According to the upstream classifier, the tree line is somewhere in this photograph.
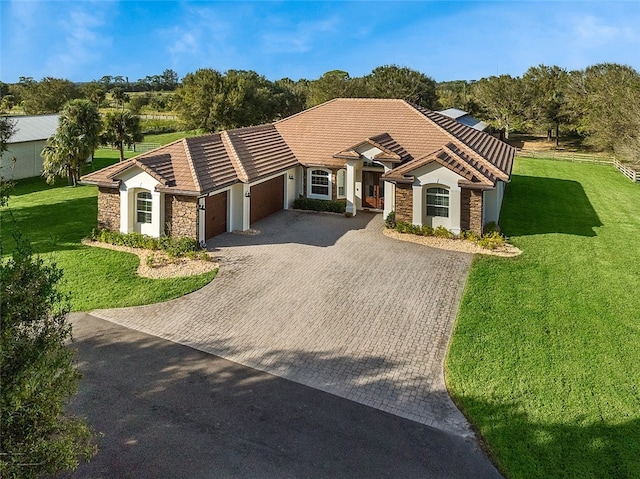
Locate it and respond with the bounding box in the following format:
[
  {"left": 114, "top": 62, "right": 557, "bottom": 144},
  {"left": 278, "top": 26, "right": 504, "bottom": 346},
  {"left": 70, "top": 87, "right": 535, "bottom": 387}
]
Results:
[{"left": 2, "top": 62, "right": 639, "bottom": 162}]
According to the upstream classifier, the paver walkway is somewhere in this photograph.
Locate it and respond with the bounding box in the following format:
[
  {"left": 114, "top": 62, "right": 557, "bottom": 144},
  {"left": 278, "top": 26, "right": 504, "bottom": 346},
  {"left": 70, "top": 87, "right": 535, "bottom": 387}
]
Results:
[{"left": 91, "top": 211, "right": 474, "bottom": 436}]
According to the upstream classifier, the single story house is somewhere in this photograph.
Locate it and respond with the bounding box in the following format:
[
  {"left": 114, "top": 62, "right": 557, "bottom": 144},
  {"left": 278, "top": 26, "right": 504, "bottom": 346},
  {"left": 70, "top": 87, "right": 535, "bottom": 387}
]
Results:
[
  {"left": 0, "top": 114, "right": 59, "bottom": 179},
  {"left": 80, "top": 99, "right": 514, "bottom": 244}
]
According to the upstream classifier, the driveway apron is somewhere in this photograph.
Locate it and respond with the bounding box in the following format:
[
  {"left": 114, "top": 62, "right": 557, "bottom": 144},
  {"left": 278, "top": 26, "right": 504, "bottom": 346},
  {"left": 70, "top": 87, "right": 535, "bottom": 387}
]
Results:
[{"left": 91, "top": 211, "right": 474, "bottom": 436}]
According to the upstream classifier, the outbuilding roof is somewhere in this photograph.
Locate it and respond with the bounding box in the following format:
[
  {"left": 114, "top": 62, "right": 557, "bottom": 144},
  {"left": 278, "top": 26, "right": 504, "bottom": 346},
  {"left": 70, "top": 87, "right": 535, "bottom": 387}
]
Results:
[{"left": 4, "top": 114, "right": 59, "bottom": 143}]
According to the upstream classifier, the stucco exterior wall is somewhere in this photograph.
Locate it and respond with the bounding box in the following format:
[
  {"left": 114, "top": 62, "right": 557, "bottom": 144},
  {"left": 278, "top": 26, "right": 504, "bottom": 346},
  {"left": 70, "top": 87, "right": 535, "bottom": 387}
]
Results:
[
  {"left": 97, "top": 187, "right": 120, "bottom": 231},
  {"left": 482, "top": 181, "right": 505, "bottom": 226},
  {"left": 412, "top": 163, "right": 464, "bottom": 234},
  {"left": 165, "top": 195, "right": 198, "bottom": 239}
]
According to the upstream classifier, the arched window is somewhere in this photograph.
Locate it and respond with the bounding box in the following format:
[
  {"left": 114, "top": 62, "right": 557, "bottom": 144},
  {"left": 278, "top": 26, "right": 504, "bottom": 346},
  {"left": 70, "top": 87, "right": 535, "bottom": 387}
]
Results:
[
  {"left": 136, "top": 191, "right": 152, "bottom": 223},
  {"left": 426, "top": 187, "right": 449, "bottom": 217},
  {"left": 337, "top": 169, "right": 346, "bottom": 199},
  {"left": 308, "top": 168, "right": 331, "bottom": 199}
]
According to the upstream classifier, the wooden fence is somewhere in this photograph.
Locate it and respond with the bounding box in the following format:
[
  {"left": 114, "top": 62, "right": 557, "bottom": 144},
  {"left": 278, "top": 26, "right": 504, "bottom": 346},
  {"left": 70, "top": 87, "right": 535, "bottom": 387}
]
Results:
[
  {"left": 516, "top": 148, "right": 613, "bottom": 164},
  {"left": 613, "top": 159, "right": 640, "bottom": 183}
]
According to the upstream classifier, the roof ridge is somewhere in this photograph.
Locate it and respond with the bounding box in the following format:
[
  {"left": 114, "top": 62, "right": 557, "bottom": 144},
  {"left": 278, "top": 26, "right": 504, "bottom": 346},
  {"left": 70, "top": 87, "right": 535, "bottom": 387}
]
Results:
[
  {"left": 274, "top": 98, "right": 340, "bottom": 125},
  {"left": 183, "top": 138, "right": 202, "bottom": 192},
  {"left": 221, "top": 130, "right": 249, "bottom": 182},
  {"left": 442, "top": 144, "right": 493, "bottom": 185},
  {"left": 448, "top": 141, "right": 508, "bottom": 182}
]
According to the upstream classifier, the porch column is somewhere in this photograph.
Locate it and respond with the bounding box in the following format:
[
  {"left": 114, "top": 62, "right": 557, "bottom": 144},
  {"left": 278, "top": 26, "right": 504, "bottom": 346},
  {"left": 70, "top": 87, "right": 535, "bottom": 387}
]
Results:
[
  {"left": 381, "top": 164, "right": 394, "bottom": 220},
  {"left": 242, "top": 183, "right": 251, "bottom": 231},
  {"left": 345, "top": 159, "right": 358, "bottom": 217}
]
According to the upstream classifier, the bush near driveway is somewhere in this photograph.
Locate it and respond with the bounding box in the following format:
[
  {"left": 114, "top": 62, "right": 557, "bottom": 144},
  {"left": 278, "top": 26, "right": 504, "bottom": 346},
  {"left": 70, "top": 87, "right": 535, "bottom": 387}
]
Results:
[{"left": 447, "top": 158, "right": 640, "bottom": 478}]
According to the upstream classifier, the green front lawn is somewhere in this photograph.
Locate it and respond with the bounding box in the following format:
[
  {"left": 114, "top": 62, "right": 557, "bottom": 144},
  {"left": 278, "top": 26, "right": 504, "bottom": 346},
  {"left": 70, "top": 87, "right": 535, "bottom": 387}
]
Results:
[
  {"left": 447, "top": 159, "right": 640, "bottom": 478},
  {"left": 1, "top": 152, "right": 216, "bottom": 312}
]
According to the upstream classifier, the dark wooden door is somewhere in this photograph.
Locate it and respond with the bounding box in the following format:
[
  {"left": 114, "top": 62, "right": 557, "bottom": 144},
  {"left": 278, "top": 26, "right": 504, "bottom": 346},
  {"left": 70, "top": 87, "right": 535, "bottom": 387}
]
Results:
[
  {"left": 363, "top": 171, "right": 384, "bottom": 209},
  {"left": 250, "top": 175, "right": 284, "bottom": 225},
  {"left": 205, "top": 191, "right": 227, "bottom": 239}
]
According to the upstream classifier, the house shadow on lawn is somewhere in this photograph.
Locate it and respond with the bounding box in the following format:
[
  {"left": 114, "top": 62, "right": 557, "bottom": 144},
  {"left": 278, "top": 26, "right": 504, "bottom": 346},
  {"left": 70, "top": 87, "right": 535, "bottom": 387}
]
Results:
[
  {"left": 208, "top": 209, "right": 380, "bottom": 249},
  {"left": 65, "top": 314, "right": 501, "bottom": 479},
  {"left": 502, "top": 174, "right": 602, "bottom": 237},
  {"left": 452, "top": 394, "right": 640, "bottom": 478}
]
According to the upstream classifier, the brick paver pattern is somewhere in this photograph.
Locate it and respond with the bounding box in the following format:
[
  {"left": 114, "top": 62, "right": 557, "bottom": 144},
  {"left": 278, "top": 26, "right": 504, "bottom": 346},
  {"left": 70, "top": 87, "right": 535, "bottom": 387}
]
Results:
[{"left": 91, "top": 211, "right": 474, "bottom": 436}]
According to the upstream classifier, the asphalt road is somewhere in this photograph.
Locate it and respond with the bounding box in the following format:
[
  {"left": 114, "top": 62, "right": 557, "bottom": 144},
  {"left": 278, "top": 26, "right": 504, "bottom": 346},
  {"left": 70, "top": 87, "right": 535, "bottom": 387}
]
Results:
[{"left": 66, "top": 313, "right": 502, "bottom": 479}]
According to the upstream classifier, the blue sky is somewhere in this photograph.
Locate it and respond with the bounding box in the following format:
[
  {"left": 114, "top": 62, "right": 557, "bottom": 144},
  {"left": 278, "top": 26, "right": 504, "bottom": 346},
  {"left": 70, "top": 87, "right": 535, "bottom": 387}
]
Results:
[{"left": 1, "top": 1, "right": 639, "bottom": 84}]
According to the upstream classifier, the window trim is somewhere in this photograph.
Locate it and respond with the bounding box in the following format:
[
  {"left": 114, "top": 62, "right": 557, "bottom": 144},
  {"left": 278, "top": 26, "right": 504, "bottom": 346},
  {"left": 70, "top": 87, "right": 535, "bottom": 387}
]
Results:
[
  {"left": 426, "top": 186, "right": 449, "bottom": 218},
  {"left": 307, "top": 168, "right": 332, "bottom": 200},
  {"left": 136, "top": 190, "right": 153, "bottom": 224}
]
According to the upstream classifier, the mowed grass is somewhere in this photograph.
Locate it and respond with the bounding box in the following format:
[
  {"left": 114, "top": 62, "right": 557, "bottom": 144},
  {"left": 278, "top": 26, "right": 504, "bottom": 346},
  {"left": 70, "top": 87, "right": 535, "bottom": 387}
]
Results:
[
  {"left": 1, "top": 150, "right": 216, "bottom": 312},
  {"left": 447, "top": 158, "right": 640, "bottom": 478}
]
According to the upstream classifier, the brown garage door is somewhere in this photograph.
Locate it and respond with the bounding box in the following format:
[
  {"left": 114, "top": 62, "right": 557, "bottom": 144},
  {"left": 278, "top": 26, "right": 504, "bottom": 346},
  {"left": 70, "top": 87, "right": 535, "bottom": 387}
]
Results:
[
  {"left": 205, "top": 191, "right": 227, "bottom": 240},
  {"left": 250, "top": 175, "right": 284, "bottom": 225}
]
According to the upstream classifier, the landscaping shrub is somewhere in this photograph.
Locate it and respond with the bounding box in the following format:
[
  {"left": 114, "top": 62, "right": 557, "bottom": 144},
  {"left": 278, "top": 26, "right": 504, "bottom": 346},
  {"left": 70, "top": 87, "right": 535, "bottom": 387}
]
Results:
[
  {"left": 293, "top": 197, "right": 346, "bottom": 213},
  {"left": 433, "top": 225, "right": 455, "bottom": 239},
  {"left": 478, "top": 230, "right": 506, "bottom": 250},
  {"left": 460, "top": 230, "right": 481, "bottom": 242},
  {"left": 384, "top": 211, "right": 396, "bottom": 229},
  {"left": 89, "top": 229, "right": 200, "bottom": 258}
]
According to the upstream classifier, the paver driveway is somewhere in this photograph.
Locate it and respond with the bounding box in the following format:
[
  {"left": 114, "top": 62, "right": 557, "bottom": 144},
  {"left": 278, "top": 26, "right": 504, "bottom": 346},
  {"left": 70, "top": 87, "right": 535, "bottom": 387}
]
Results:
[{"left": 92, "top": 211, "right": 474, "bottom": 436}]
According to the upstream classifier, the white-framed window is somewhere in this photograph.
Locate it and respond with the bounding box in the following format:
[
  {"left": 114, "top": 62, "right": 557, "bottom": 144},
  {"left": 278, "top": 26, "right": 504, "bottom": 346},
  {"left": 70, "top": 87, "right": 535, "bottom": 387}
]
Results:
[
  {"left": 337, "top": 169, "right": 346, "bottom": 199},
  {"left": 426, "top": 187, "right": 449, "bottom": 217},
  {"left": 136, "top": 191, "right": 153, "bottom": 223},
  {"left": 308, "top": 168, "right": 331, "bottom": 199}
]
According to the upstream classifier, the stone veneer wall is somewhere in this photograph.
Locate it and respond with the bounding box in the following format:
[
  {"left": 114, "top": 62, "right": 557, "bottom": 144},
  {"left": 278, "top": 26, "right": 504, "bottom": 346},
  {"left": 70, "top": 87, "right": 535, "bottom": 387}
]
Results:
[
  {"left": 165, "top": 195, "right": 198, "bottom": 239},
  {"left": 395, "top": 183, "right": 413, "bottom": 223},
  {"left": 97, "top": 187, "right": 120, "bottom": 231},
  {"left": 460, "top": 188, "right": 483, "bottom": 234}
]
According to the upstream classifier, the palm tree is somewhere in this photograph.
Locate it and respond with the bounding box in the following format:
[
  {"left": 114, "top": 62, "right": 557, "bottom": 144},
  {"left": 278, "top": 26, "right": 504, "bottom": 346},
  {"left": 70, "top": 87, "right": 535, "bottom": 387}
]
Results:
[
  {"left": 101, "top": 111, "right": 143, "bottom": 162},
  {"left": 41, "top": 99, "right": 101, "bottom": 186}
]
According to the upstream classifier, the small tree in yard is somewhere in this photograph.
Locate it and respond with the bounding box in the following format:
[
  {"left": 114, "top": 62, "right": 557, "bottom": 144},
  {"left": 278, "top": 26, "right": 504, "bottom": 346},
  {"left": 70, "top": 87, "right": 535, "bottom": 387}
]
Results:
[
  {"left": 101, "top": 111, "right": 143, "bottom": 162},
  {"left": 41, "top": 99, "right": 101, "bottom": 186},
  {"left": 0, "top": 231, "right": 96, "bottom": 478}
]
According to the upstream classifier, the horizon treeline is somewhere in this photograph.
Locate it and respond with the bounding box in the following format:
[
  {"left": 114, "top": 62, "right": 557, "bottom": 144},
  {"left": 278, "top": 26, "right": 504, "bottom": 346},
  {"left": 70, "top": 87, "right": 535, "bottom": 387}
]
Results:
[{"left": 1, "top": 62, "right": 639, "bottom": 161}]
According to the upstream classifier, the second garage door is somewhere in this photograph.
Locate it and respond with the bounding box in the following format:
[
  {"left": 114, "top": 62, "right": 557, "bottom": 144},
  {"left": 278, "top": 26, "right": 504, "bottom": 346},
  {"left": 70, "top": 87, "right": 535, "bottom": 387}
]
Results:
[
  {"left": 205, "top": 191, "right": 227, "bottom": 240},
  {"left": 250, "top": 175, "right": 284, "bottom": 225}
]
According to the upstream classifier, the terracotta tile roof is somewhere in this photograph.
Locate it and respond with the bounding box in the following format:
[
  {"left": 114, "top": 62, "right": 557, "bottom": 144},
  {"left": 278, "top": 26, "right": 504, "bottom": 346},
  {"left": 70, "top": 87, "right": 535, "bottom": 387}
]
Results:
[
  {"left": 275, "top": 98, "right": 514, "bottom": 186},
  {"left": 275, "top": 98, "right": 450, "bottom": 170},
  {"left": 333, "top": 133, "right": 412, "bottom": 163},
  {"left": 411, "top": 105, "right": 514, "bottom": 180},
  {"left": 383, "top": 142, "right": 496, "bottom": 188},
  {"left": 81, "top": 98, "right": 514, "bottom": 195},
  {"left": 81, "top": 126, "right": 297, "bottom": 195},
  {"left": 224, "top": 124, "right": 298, "bottom": 182}
]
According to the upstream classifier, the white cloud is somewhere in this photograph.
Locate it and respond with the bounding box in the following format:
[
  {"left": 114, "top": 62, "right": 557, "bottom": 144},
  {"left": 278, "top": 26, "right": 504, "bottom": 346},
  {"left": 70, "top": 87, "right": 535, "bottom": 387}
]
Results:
[
  {"left": 260, "top": 15, "right": 341, "bottom": 54},
  {"left": 45, "top": 3, "right": 113, "bottom": 78}
]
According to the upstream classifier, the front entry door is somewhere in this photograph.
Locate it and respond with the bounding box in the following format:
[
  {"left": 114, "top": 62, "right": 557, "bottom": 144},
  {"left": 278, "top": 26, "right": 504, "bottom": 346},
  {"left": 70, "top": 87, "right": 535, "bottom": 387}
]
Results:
[{"left": 363, "top": 171, "right": 384, "bottom": 209}]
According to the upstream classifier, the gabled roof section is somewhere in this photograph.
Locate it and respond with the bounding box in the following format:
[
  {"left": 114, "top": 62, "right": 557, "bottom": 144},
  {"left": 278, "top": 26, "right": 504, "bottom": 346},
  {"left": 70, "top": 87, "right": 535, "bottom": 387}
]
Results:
[
  {"left": 223, "top": 124, "right": 297, "bottom": 182},
  {"left": 81, "top": 135, "right": 238, "bottom": 195},
  {"left": 81, "top": 125, "right": 297, "bottom": 195},
  {"left": 383, "top": 142, "right": 495, "bottom": 187},
  {"left": 412, "top": 105, "right": 514, "bottom": 179},
  {"left": 333, "top": 133, "right": 412, "bottom": 163}
]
